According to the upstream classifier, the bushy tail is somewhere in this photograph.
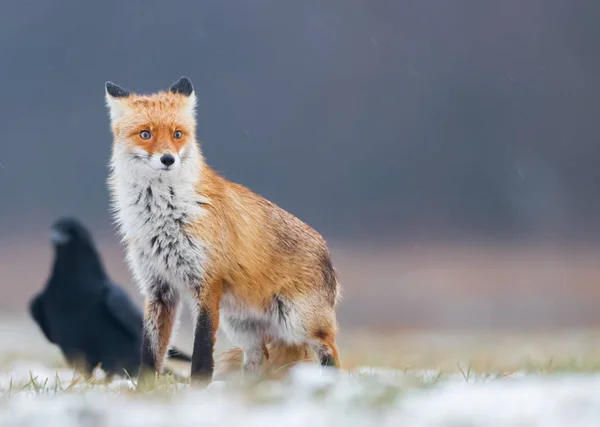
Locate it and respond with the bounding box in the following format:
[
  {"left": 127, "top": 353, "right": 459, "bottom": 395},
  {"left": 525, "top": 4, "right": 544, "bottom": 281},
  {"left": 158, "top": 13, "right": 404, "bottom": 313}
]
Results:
[{"left": 213, "top": 341, "right": 318, "bottom": 381}]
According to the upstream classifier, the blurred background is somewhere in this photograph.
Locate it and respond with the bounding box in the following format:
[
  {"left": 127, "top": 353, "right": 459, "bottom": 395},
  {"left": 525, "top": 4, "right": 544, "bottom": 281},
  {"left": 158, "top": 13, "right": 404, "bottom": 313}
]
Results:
[{"left": 1, "top": 0, "right": 600, "bottom": 340}]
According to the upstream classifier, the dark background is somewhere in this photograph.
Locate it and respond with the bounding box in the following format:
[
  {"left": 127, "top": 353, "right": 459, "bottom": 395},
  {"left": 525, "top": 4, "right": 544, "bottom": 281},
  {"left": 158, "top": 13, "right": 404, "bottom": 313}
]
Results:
[{"left": 1, "top": 0, "right": 600, "bottom": 330}]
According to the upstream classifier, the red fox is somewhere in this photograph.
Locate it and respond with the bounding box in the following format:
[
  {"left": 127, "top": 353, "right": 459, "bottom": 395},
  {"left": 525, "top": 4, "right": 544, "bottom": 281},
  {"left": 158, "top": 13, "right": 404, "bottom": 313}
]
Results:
[{"left": 104, "top": 77, "right": 341, "bottom": 384}]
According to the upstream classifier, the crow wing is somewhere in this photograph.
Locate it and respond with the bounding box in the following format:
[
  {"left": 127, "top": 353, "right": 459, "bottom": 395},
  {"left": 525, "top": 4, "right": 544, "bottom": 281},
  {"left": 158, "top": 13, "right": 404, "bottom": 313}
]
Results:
[
  {"left": 102, "top": 283, "right": 144, "bottom": 341},
  {"left": 29, "top": 293, "right": 55, "bottom": 344}
]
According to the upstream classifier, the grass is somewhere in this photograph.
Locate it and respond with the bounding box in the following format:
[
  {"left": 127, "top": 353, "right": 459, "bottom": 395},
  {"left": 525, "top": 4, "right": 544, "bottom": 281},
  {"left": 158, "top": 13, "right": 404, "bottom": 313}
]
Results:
[
  {"left": 4, "top": 328, "right": 600, "bottom": 396},
  {"left": 2, "top": 355, "right": 599, "bottom": 400},
  {"left": 4, "top": 319, "right": 600, "bottom": 425}
]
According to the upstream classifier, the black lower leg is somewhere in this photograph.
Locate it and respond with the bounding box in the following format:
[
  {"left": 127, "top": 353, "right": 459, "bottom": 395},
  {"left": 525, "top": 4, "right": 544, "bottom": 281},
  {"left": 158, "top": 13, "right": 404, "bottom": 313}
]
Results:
[
  {"left": 191, "top": 310, "right": 215, "bottom": 381},
  {"left": 319, "top": 351, "right": 337, "bottom": 367},
  {"left": 314, "top": 342, "right": 339, "bottom": 368}
]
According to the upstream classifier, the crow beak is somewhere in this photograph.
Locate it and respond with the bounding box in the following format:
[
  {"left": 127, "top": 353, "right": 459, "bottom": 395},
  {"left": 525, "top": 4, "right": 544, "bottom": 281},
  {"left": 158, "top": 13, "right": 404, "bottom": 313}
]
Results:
[{"left": 50, "top": 228, "right": 70, "bottom": 245}]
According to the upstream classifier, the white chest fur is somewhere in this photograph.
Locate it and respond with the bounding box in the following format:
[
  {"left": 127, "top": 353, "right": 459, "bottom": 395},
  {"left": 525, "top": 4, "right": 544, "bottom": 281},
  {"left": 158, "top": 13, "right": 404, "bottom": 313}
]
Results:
[{"left": 110, "top": 169, "right": 209, "bottom": 295}]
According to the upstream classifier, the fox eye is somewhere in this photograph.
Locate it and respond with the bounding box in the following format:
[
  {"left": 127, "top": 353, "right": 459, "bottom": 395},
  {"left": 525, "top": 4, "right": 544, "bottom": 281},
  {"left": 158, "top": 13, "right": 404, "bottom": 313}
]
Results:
[
  {"left": 173, "top": 130, "right": 183, "bottom": 139},
  {"left": 139, "top": 130, "right": 152, "bottom": 140}
]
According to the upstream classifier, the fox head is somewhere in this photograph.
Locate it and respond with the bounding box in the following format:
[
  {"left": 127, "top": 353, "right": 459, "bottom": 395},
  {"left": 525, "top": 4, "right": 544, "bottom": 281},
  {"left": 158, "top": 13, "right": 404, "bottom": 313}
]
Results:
[{"left": 105, "top": 77, "right": 201, "bottom": 176}]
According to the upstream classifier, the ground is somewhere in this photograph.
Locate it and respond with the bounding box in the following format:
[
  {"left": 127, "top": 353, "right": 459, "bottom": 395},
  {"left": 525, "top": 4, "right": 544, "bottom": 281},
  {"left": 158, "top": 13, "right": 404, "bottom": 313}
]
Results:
[{"left": 3, "top": 315, "right": 600, "bottom": 426}]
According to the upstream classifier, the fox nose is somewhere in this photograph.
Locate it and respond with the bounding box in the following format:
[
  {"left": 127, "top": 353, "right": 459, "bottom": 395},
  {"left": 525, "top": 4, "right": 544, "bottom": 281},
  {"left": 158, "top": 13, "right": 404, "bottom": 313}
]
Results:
[{"left": 160, "top": 154, "right": 175, "bottom": 167}]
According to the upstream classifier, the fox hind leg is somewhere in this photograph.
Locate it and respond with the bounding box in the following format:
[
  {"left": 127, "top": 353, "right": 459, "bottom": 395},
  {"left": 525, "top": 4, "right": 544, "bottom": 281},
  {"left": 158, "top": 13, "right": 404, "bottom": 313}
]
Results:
[
  {"left": 310, "top": 337, "right": 340, "bottom": 368},
  {"left": 270, "top": 295, "right": 341, "bottom": 369},
  {"left": 276, "top": 296, "right": 341, "bottom": 369},
  {"left": 308, "top": 322, "right": 341, "bottom": 369}
]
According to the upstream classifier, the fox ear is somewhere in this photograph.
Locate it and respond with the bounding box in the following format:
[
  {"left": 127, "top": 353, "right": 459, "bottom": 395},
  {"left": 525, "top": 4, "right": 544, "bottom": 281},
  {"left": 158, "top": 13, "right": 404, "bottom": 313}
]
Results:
[
  {"left": 106, "top": 82, "right": 130, "bottom": 98},
  {"left": 105, "top": 81, "right": 130, "bottom": 122},
  {"left": 169, "top": 76, "right": 194, "bottom": 97},
  {"left": 169, "top": 76, "right": 196, "bottom": 115}
]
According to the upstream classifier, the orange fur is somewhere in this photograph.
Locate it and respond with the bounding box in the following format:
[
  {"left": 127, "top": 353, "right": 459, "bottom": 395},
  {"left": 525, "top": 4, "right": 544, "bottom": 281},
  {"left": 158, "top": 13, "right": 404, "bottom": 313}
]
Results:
[{"left": 110, "top": 93, "right": 196, "bottom": 157}]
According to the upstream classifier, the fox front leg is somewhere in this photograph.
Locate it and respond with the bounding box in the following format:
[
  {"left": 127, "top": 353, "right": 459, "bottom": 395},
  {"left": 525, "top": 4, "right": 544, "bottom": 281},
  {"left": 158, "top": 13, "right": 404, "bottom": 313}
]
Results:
[
  {"left": 190, "top": 277, "right": 222, "bottom": 385},
  {"left": 137, "top": 284, "right": 180, "bottom": 391}
]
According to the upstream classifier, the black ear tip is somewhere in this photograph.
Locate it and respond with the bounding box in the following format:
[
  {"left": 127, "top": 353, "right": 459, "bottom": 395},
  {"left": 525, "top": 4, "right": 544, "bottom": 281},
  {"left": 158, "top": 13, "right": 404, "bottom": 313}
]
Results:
[
  {"left": 169, "top": 76, "right": 194, "bottom": 96},
  {"left": 105, "top": 81, "right": 130, "bottom": 98},
  {"left": 177, "top": 76, "right": 192, "bottom": 86}
]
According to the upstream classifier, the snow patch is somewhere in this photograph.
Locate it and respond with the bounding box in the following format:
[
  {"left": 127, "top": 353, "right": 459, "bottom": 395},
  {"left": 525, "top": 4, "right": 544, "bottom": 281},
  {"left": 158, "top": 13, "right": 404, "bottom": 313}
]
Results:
[{"left": 2, "top": 364, "right": 600, "bottom": 426}]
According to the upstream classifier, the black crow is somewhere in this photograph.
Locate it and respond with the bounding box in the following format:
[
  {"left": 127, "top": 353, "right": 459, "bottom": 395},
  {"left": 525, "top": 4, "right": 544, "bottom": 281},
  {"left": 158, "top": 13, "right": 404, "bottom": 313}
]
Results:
[{"left": 29, "top": 217, "right": 191, "bottom": 378}]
